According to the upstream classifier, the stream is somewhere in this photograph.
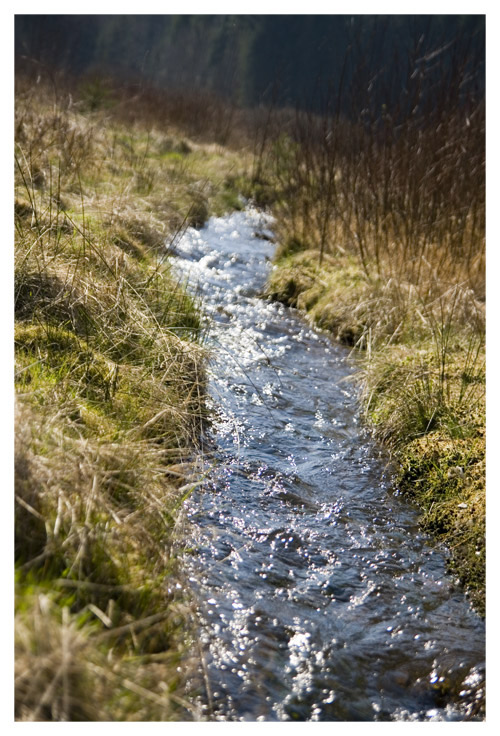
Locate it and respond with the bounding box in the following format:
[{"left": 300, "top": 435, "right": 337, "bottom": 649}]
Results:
[{"left": 170, "top": 207, "right": 485, "bottom": 722}]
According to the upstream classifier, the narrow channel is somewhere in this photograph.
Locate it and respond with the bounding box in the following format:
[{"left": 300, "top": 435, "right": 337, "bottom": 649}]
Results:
[{"left": 171, "top": 207, "right": 485, "bottom": 722}]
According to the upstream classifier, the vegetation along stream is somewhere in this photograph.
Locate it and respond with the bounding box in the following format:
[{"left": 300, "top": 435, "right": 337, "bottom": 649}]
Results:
[{"left": 171, "top": 207, "right": 485, "bottom": 722}]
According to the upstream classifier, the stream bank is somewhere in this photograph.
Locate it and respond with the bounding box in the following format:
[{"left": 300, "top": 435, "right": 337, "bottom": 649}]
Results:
[
  {"left": 266, "top": 248, "right": 485, "bottom": 617},
  {"left": 173, "top": 208, "right": 485, "bottom": 722}
]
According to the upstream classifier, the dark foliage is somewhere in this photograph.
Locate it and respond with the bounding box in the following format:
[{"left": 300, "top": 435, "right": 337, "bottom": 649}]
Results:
[{"left": 15, "top": 15, "right": 484, "bottom": 113}]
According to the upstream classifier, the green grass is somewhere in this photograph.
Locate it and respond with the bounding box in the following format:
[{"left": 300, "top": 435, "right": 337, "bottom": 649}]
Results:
[{"left": 14, "top": 76, "right": 252, "bottom": 721}]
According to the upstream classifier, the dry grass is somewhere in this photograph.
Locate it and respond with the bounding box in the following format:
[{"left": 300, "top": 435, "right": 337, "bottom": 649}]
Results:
[
  {"left": 15, "top": 401, "right": 202, "bottom": 721},
  {"left": 14, "top": 74, "right": 252, "bottom": 720},
  {"left": 261, "top": 37, "right": 485, "bottom": 614}
]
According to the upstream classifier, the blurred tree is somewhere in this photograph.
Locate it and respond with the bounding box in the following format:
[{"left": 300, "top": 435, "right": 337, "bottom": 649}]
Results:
[{"left": 15, "top": 15, "right": 484, "bottom": 112}]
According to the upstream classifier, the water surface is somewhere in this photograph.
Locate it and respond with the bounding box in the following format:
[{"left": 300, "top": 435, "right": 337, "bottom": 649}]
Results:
[{"left": 171, "top": 208, "right": 485, "bottom": 722}]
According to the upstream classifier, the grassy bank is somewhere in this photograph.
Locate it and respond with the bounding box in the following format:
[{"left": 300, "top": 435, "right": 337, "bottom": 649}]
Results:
[
  {"left": 14, "top": 75, "right": 250, "bottom": 720},
  {"left": 259, "top": 46, "right": 485, "bottom": 616},
  {"left": 266, "top": 251, "right": 485, "bottom": 615}
]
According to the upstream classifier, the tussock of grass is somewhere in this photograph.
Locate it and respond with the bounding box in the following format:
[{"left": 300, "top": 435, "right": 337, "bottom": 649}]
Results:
[
  {"left": 14, "top": 75, "right": 250, "bottom": 720},
  {"left": 15, "top": 392, "right": 202, "bottom": 719},
  {"left": 267, "top": 251, "right": 370, "bottom": 346},
  {"left": 359, "top": 334, "right": 485, "bottom": 617}
]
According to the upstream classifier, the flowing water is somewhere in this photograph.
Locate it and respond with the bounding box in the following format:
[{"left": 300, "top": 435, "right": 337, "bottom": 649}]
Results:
[{"left": 170, "top": 207, "right": 485, "bottom": 722}]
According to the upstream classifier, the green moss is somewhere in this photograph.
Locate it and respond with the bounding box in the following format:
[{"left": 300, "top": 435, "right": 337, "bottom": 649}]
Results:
[
  {"left": 161, "top": 151, "right": 185, "bottom": 164},
  {"left": 396, "top": 431, "right": 485, "bottom": 615},
  {"left": 218, "top": 186, "right": 244, "bottom": 213},
  {"left": 16, "top": 324, "right": 116, "bottom": 400}
]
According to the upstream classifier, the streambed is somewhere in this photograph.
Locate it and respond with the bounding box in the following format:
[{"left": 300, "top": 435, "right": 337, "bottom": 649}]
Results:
[{"left": 171, "top": 207, "right": 485, "bottom": 722}]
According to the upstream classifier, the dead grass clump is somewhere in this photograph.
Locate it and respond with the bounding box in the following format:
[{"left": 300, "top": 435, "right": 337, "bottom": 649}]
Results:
[
  {"left": 15, "top": 582, "right": 196, "bottom": 721},
  {"left": 15, "top": 393, "right": 199, "bottom": 719},
  {"left": 14, "top": 271, "right": 89, "bottom": 332},
  {"left": 15, "top": 592, "right": 99, "bottom": 721}
]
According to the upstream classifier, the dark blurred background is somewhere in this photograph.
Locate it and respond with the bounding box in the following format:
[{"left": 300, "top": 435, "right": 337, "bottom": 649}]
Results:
[{"left": 14, "top": 15, "right": 485, "bottom": 113}]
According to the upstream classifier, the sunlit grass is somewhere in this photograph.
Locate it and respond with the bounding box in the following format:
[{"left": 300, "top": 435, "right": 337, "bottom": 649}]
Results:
[{"left": 14, "top": 75, "right": 250, "bottom": 720}]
